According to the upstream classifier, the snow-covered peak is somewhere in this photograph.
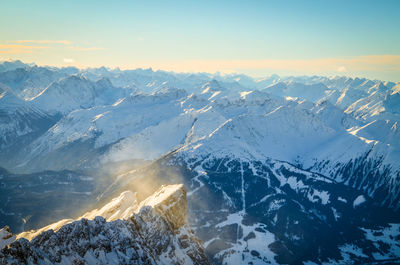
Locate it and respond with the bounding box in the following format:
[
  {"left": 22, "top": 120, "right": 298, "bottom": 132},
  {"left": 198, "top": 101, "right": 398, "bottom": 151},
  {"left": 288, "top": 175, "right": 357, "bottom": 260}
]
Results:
[
  {"left": 391, "top": 83, "right": 400, "bottom": 94},
  {"left": 0, "top": 87, "right": 26, "bottom": 113},
  {"left": 264, "top": 81, "right": 330, "bottom": 103},
  {"left": 238, "top": 90, "right": 276, "bottom": 105},
  {"left": 31, "top": 74, "right": 127, "bottom": 114},
  {"left": 0, "top": 60, "right": 32, "bottom": 73},
  {"left": 152, "top": 86, "right": 187, "bottom": 98},
  {"left": 369, "top": 81, "right": 388, "bottom": 93},
  {"left": 384, "top": 91, "right": 400, "bottom": 114},
  {"left": 0, "top": 66, "right": 66, "bottom": 99},
  {"left": 81, "top": 190, "right": 138, "bottom": 221},
  {"left": 95, "top": 76, "right": 113, "bottom": 88},
  {"left": 0, "top": 84, "right": 45, "bottom": 116},
  {"left": 201, "top": 79, "right": 224, "bottom": 94}
]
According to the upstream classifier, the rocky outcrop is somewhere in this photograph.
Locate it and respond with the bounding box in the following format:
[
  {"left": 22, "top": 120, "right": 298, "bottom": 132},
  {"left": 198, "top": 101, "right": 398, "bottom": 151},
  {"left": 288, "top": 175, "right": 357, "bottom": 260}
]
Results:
[
  {"left": 0, "top": 184, "right": 209, "bottom": 265},
  {"left": 138, "top": 184, "right": 187, "bottom": 230}
]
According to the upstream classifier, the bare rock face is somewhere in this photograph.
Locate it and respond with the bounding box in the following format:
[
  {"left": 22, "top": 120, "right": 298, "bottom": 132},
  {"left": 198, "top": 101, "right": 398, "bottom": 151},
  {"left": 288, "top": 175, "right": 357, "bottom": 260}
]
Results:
[{"left": 0, "top": 184, "right": 209, "bottom": 265}]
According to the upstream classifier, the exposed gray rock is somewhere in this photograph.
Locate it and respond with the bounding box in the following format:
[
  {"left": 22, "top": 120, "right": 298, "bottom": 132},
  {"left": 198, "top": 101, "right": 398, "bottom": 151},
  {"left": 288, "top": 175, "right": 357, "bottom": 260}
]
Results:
[{"left": 0, "top": 184, "right": 209, "bottom": 265}]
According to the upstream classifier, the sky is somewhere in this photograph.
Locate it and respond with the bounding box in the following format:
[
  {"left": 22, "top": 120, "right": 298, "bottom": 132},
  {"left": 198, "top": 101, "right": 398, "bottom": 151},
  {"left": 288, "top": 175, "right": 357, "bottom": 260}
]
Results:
[{"left": 0, "top": 0, "right": 399, "bottom": 81}]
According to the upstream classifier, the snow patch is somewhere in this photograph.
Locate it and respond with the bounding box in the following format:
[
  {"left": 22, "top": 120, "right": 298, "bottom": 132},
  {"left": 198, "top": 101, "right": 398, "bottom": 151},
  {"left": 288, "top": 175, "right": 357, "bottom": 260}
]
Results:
[{"left": 353, "top": 195, "right": 366, "bottom": 208}]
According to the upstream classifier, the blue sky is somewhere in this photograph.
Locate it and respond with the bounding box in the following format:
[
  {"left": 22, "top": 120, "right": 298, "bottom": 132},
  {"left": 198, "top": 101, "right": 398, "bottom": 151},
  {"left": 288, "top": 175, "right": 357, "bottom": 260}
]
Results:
[{"left": 1, "top": 0, "right": 399, "bottom": 81}]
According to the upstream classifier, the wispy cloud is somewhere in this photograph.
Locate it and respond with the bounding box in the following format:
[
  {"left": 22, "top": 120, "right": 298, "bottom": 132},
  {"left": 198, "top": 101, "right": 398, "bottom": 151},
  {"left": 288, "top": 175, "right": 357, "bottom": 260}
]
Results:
[
  {"left": 1, "top": 40, "right": 105, "bottom": 54},
  {"left": 138, "top": 37, "right": 145, "bottom": 41},
  {"left": 67, "top": 46, "right": 105, "bottom": 51},
  {"left": 11, "top": 40, "right": 72, "bottom": 45},
  {"left": 0, "top": 43, "right": 48, "bottom": 54},
  {"left": 63, "top": 58, "right": 74, "bottom": 63}
]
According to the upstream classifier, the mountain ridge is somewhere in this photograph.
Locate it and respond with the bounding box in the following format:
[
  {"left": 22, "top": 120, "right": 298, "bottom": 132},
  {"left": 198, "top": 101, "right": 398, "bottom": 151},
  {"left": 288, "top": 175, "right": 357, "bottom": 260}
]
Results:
[
  {"left": 1, "top": 184, "right": 210, "bottom": 265},
  {"left": 1, "top": 60, "right": 400, "bottom": 264}
]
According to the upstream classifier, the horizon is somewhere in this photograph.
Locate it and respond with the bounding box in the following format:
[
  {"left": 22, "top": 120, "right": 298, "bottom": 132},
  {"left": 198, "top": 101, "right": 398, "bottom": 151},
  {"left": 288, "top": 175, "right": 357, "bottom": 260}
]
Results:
[
  {"left": 1, "top": 0, "right": 400, "bottom": 82},
  {"left": 1, "top": 59, "right": 399, "bottom": 84}
]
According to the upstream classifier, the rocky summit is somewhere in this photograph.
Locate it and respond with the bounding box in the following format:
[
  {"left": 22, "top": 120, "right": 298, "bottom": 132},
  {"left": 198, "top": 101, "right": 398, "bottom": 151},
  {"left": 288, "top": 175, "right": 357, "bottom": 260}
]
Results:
[{"left": 0, "top": 184, "right": 210, "bottom": 265}]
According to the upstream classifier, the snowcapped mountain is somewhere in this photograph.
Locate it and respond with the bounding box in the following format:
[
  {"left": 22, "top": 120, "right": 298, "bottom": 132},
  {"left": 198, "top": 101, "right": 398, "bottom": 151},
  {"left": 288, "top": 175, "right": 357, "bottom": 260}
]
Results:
[
  {"left": 0, "top": 66, "right": 70, "bottom": 99},
  {"left": 31, "top": 75, "right": 129, "bottom": 114},
  {"left": 97, "top": 151, "right": 400, "bottom": 264},
  {"left": 1, "top": 60, "right": 400, "bottom": 264},
  {"left": 1, "top": 184, "right": 209, "bottom": 265},
  {"left": 0, "top": 60, "right": 33, "bottom": 73},
  {"left": 0, "top": 87, "right": 54, "bottom": 144},
  {"left": 14, "top": 82, "right": 400, "bottom": 208},
  {"left": 264, "top": 81, "right": 332, "bottom": 103},
  {"left": 0, "top": 86, "right": 59, "bottom": 169}
]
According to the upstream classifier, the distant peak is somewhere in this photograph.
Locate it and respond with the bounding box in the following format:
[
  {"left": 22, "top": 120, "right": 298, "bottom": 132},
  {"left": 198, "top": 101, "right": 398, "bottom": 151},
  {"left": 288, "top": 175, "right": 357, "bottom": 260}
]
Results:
[
  {"left": 374, "top": 82, "right": 387, "bottom": 90},
  {"left": 205, "top": 79, "right": 221, "bottom": 87},
  {"left": 95, "top": 76, "right": 113, "bottom": 87}
]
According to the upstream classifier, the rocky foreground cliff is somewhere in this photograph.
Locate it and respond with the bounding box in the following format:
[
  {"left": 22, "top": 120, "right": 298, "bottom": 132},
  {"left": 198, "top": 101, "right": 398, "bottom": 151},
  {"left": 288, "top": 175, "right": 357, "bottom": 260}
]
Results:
[{"left": 0, "top": 184, "right": 209, "bottom": 265}]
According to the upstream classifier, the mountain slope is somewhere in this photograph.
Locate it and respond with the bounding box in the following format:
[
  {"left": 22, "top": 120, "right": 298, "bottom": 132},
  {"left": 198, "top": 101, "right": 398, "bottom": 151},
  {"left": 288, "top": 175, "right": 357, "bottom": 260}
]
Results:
[
  {"left": 31, "top": 75, "right": 128, "bottom": 114},
  {"left": 0, "top": 66, "right": 68, "bottom": 99},
  {"left": 1, "top": 184, "right": 210, "bottom": 265},
  {"left": 0, "top": 87, "right": 59, "bottom": 169},
  {"left": 102, "top": 155, "right": 400, "bottom": 264},
  {"left": 1, "top": 61, "right": 400, "bottom": 264}
]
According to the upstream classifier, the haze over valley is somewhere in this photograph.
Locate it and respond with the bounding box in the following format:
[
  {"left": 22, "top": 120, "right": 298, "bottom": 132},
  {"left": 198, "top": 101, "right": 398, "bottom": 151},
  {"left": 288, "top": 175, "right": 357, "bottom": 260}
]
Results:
[{"left": 1, "top": 0, "right": 400, "bottom": 264}]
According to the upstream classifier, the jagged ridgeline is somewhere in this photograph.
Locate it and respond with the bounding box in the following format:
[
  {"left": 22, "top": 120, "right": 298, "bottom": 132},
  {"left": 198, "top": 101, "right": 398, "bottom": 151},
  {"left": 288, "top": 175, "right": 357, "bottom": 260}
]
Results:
[
  {"left": 0, "top": 60, "right": 400, "bottom": 264},
  {"left": 0, "top": 184, "right": 210, "bottom": 265}
]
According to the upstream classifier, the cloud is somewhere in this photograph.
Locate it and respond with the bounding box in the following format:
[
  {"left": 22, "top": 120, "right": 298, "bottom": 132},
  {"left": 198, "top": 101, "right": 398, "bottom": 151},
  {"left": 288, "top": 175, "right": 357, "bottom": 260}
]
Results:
[
  {"left": 0, "top": 43, "right": 48, "bottom": 54},
  {"left": 138, "top": 37, "right": 145, "bottom": 41},
  {"left": 12, "top": 40, "right": 72, "bottom": 45},
  {"left": 67, "top": 46, "right": 105, "bottom": 51},
  {"left": 3, "top": 40, "right": 104, "bottom": 53},
  {"left": 63, "top": 58, "right": 74, "bottom": 63},
  {"left": 337, "top": 66, "right": 347, "bottom": 72}
]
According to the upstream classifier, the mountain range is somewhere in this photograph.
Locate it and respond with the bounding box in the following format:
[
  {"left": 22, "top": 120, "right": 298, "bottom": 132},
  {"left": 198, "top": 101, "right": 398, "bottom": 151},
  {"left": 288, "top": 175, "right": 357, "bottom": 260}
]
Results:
[{"left": 0, "top": 60, "right": 399, "bottom": 264}]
